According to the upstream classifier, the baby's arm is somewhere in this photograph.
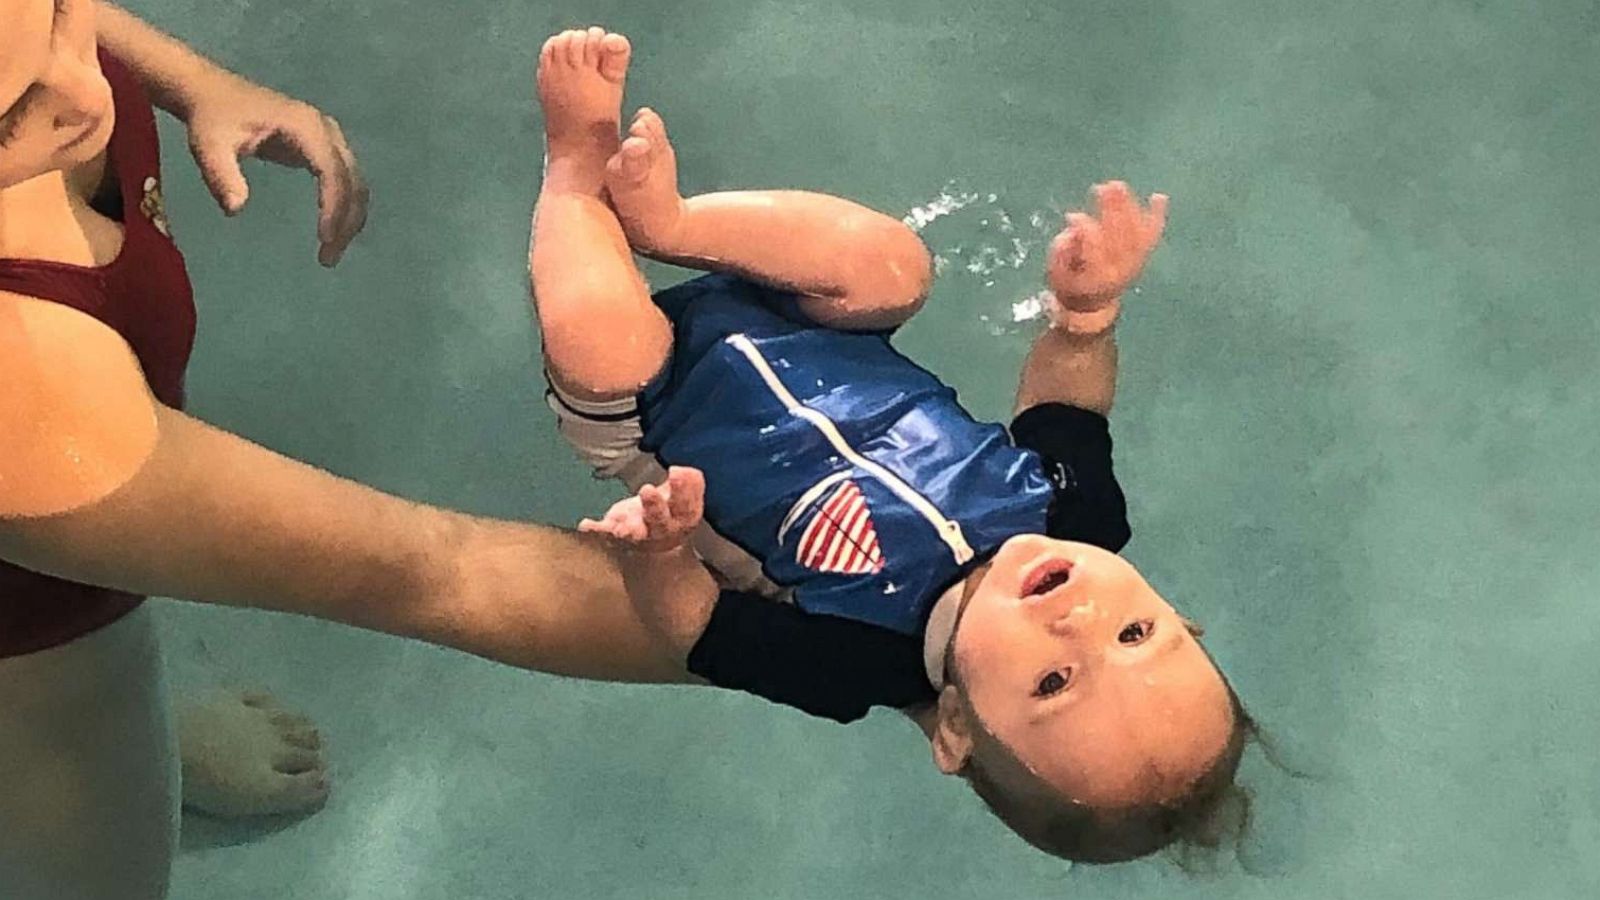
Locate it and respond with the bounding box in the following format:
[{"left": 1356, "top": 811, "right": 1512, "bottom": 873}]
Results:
[
  {"left": 1015, "top": 315, "right": 1120, "bottom": 417},
  {"left": 1015, "top": 181, "right": 1168, "bottom": 417},
  {"left": 620, "top": 545, "right": 718, "bottom": 665},
  {"left": 579, "top": 467, "right": 719, "bottom": 665}
]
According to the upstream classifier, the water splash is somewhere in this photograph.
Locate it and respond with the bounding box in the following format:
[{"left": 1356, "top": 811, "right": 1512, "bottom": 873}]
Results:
[
  {"left": 904, "top": 179, "right": 1063, "bottom": 332},
  {"left": 901, "top": 186, "right": 984, "bottom": 232},
  {"left": 1011, "top": 291, "right": 1053, "bottom": 324}
]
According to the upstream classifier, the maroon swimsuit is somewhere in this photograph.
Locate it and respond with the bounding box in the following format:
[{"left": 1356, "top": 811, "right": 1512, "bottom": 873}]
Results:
[{"left": 0, "top": 49, "right": 197, "bottom": 657}]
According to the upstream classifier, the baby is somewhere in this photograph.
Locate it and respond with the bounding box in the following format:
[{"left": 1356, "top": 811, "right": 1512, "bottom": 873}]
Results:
[{"left": 530, "top": 27, "right": 1253, "bottom": 864}]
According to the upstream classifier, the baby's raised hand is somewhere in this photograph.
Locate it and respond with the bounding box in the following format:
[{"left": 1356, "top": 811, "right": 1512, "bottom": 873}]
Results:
[
  {"left": 578, "top": 466, "right": 705, "bottom": 553},
  {"left": 1044, "top": 181, "right": 1168, "bottom": 336}
]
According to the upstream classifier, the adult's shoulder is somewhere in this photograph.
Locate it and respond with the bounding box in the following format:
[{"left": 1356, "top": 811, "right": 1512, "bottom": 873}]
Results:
[{"left": 0, "top": 291, "right": 158, "bottom": 518}]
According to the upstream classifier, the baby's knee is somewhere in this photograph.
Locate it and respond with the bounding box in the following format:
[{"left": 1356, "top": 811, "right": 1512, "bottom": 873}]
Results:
[
  {"left": 545, "top": 331, "right": 671, "bottom": 403},
  {"left": 539, "top": 292, "right": 673, "bottom": 401},
  {"left": 835, "top": 217, "right": 934, "bottom": 326},
  {"left": 883, "top": 222, "right": 935, "bottom": 302}
]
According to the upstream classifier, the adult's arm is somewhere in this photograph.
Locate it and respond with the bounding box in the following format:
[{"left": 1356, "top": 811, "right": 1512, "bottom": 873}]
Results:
[{"left": 0, "top": 292, "right": 689, "bottom": 684}]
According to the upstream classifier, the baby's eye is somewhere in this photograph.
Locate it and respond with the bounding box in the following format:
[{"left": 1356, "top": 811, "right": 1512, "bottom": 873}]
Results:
[
  {"left": 1035, "top": 669, "right": 1071, "bottom": 696},
  {"left": 1118, "top": 620, "right": 1155, "bottom": 644}
]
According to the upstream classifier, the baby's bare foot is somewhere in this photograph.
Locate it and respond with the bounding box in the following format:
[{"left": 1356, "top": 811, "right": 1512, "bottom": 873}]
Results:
[
  {"left": 177, "top": 689, "right": 330, "bottom": 818},
  {"left": 605, "top": 107, "right": 688, "bottom": 253},
  {"left": 537, "top": 27, "right": 632, "bottom": 189}
]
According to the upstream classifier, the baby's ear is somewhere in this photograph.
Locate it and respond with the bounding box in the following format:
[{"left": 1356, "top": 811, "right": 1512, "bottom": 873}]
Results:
[{"left": 930, "top": 686, "right": 975, "bottom": 775}]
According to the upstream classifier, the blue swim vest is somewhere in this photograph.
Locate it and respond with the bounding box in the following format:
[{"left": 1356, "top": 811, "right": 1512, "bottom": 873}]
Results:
[{"left": 639, "top": 274, "right": 1056, "bottom": 637}]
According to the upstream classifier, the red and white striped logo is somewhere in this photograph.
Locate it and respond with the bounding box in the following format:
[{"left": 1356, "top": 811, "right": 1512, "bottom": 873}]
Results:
[{"left": 795, "top": 480, "right": 885, "bottom": 575}]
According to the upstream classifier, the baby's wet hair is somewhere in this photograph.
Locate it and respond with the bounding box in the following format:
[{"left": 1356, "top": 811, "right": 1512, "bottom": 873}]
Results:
[{"left": 956, "top": 675, "right": 1260, "bottom": 867}]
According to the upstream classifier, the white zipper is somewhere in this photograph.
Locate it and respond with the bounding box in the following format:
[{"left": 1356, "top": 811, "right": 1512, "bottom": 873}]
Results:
[{"left": 726, "top": 334, "right": 975, "bottom": 564}]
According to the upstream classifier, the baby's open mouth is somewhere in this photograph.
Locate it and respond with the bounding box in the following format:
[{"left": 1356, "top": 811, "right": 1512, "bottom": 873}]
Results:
[{"left": 1020, "top": 559, "right": 1074, "bottom": 598}]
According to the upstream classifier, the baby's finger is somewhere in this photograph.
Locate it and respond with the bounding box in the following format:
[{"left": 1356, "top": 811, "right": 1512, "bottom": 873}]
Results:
[
  {"left": 1065, "top": 211, "right": 1097, "bottom": 236},
  {"left": 1065, "top": 213, "right": 1102, "bottom": 269},
  {"left": 1095, "top": 181, "right": 1135, "bottom": 221},
  {"left": 664, "top": 467, "right": 705, "bottom": 523},
  {"left": 1095, "top": 182, "right": 1138, "bottom": 247},
  {"left": 580, "top": 517, "right": 636, "bottom": 539},
  {"left": 583, "top": 507, "right": 625, "bottom": 528},
  {"left": 1054, "top": 226, "right": 1088, "bottom": 272},
  {"left": 639, "top": 484, "right": 672, "bottom": 533},
  {"left": 1143, "top": 193, "right": 1170, "bottom": 247}
]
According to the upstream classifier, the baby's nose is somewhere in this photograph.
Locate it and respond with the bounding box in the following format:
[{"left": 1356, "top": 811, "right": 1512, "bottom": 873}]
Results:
[{"left": 1046, "top": 600, "right": 1101, "bottom": 635}]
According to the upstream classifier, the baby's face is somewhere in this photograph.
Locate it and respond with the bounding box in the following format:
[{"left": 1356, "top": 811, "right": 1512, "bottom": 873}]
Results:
[{"left": 948, "top": 535, "right": 1234, "bottom": 807}]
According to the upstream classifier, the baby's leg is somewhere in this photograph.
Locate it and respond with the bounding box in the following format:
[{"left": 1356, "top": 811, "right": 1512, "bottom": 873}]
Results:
[
  {"left": 605, "top": 109, "right": 934, "bottom": 331},
  {"left": 531, "top": 29, "right": 670, "bottom": 402}
]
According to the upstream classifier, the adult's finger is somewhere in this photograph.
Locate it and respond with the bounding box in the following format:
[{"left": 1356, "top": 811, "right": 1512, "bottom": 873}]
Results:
[
  {"left": 319, "top": 118, "right": 369, "bottom": 266},
  {"left": 264, "top": 114, "right": 353, "bottom": 265},
  {"left": 190, "top": 131, "right": 250, "bottom": 215}
]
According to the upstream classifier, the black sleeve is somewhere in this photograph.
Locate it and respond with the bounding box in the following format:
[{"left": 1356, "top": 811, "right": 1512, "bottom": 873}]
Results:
[
  {"left": 685, "top": 590, "right": 937, "bottom": 724},
  {"left": 1010, "top": 402, "right": 1133, "bottom": 552}
]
